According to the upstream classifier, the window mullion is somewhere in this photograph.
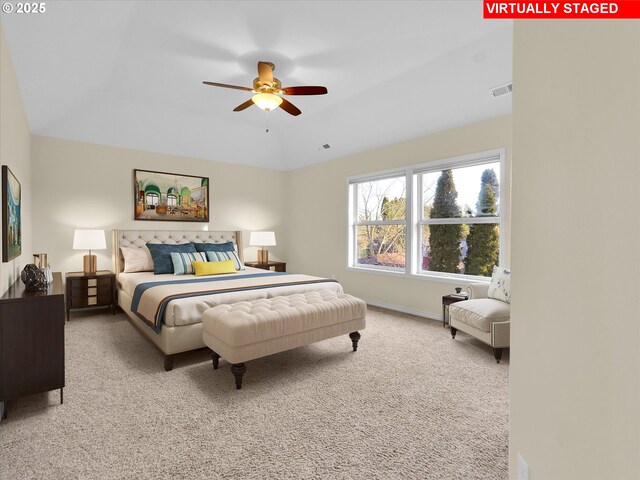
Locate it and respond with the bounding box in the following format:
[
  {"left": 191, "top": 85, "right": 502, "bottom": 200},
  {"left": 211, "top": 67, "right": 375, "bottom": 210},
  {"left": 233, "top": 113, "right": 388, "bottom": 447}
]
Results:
[{"left": 405, "top": 170, "right": 413, "bottom": 275}]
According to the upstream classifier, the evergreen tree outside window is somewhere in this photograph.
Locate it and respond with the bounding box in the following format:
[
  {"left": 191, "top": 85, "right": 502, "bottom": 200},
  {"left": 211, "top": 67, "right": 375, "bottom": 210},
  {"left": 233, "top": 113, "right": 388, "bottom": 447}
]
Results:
[
  {"left": 465, "top": 171, "right": 500, "bottom": 276},
  {"left": 427, "top": 170, "right": 463, "bottom": 273}
]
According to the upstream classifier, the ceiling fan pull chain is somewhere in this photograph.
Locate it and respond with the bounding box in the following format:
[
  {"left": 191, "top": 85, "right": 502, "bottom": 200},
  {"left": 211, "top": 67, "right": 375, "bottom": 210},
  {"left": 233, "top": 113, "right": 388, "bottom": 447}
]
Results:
[{"left": 266, "top": 110, "right": 270, "bottom": 133}]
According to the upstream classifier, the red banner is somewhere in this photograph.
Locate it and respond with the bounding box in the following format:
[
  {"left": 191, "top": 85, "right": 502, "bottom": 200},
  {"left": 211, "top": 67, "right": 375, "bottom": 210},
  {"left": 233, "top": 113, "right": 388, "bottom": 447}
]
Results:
[{"left": 484, "top": 1, "right": 640, "bottom": 18}]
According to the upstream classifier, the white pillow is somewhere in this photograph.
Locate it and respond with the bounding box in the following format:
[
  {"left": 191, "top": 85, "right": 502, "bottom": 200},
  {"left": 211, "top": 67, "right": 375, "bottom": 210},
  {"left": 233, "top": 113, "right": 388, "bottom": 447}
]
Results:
[
  {"left": 121, "top": 246, "right": 154, "bottom": 273},
  {"left": 488, "top": 266, "right": 511, "bottom": 303}
]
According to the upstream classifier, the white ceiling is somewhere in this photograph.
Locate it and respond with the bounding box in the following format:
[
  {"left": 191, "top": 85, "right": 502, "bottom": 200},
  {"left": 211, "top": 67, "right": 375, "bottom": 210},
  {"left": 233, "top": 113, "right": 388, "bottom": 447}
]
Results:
[{"left": 1, "top": 1, "right": 512, "bottom": 170}]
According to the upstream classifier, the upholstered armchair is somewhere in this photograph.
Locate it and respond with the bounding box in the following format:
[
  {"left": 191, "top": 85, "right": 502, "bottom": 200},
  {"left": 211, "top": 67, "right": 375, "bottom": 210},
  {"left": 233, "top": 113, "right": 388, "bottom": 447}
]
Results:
[{"left": 448, "top": 268, "right": 511, "bottom": 363}]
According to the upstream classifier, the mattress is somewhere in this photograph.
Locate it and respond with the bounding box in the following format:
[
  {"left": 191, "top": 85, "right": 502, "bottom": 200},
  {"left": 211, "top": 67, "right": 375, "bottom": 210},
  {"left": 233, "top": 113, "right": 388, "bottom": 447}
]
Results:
[{"left": 118, "top": 267, "right": 344, "bottom": 328}]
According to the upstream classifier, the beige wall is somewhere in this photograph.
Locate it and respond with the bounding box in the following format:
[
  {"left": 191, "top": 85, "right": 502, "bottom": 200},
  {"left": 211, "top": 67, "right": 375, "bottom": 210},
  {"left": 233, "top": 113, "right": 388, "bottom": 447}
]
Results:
[
  {"left": 510, "top": 21, "right": 640, "bottom": 479},
  {"left": 30, "top": 136, "right": 287, "bottom": 274},
  {"left": 285, "top": 115, "right": 512, "bottom": 317},
  {"left": 0, "top": 26, "right": 32, "bottom": 293}
]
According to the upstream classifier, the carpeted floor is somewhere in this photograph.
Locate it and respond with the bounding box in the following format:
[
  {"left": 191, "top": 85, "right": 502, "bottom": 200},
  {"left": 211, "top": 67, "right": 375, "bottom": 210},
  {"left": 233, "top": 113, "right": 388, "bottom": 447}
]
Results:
[{"left": 0, "top": 306, "right": 509, "bottom": 480}]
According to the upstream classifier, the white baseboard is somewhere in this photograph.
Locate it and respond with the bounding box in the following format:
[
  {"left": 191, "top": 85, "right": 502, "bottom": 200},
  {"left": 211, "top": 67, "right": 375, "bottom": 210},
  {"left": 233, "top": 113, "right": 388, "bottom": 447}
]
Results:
[{"left": 359, "top": 297, "right": 443, "bottom": 322}]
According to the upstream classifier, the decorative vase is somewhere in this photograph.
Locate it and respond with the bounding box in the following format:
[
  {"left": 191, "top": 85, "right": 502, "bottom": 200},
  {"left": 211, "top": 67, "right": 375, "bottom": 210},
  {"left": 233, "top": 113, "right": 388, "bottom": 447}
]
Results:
[
  {"left": 42, "top": 266, "right": 54, "bottom": 284},
  {"left": 33, "top": 253, "right": 48, "bottom": 269},
  {"left": 20, "top": 264, "right": 48, "bottom": 291}
]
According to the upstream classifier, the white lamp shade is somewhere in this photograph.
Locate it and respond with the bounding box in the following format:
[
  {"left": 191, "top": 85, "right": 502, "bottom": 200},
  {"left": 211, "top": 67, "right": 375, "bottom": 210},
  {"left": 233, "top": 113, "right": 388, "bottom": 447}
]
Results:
[
  {"left": 252, "top": 93, "right": 283, "bottom": 111},
  {"left": 73, "top": 229, "right": 106, "bottom": 250},
  {"left": 249, "top": 231, "right": 276, "bottom": 247}
]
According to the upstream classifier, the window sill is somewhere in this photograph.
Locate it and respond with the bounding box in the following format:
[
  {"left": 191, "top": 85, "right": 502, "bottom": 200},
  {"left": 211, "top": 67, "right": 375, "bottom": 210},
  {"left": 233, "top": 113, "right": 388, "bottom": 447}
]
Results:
[
  {"left": 347, "top": 265, "right": 491, "bottom": 285},
  {"left": 347, "top": 266, "right": 407, "bottom": 279}
]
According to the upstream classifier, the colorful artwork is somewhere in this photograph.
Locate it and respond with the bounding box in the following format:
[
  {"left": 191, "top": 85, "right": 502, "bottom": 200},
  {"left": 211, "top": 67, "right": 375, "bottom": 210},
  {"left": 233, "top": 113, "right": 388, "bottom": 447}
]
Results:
[
  {"left": 2, "top": 166, "right": 21, "bottom": 262},
  {"left": 134, "top": 169, "right": 209, "bottom": 222}
]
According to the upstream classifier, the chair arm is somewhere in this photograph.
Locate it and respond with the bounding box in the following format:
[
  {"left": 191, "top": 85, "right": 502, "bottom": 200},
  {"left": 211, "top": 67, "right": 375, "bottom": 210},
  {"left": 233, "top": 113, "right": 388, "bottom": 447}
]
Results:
[
  {"left": 490, "top": 320, "right": 510, "bottom": 348},
  {"left": 467, "top": 282, "right": 490, "bottom": 299}
]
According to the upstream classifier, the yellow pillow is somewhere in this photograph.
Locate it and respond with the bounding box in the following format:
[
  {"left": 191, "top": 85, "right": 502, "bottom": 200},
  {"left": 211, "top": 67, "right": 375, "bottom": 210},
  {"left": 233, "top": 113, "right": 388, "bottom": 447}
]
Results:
[{"left": 192, "top": 259, "right": 236, "bottom": 276}]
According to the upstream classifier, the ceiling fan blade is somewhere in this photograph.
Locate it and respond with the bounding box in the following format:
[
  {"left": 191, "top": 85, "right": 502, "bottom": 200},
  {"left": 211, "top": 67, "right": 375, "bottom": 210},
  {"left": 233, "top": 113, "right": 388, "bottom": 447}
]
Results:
[
  {"left": 282, "top": 86, "right": 328, "bottom": 95},
  {"left": 233, "top": 99, "right": 255, "bottom": 112},
  {"left": 258, "top": 61, "right": 274, "bottom": 84},
  {"left": 203, "top": 81, "right": 253, "bottom": 92},
  {"left": 279, "top": 97, "right": 302, "bottom": 116}
]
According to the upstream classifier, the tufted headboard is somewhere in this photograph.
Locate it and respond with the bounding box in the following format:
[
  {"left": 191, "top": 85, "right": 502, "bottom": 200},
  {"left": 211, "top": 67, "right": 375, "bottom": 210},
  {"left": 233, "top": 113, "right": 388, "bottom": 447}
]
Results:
[{"left": 113, "top": 229, "right": 243, "bottom": 273}]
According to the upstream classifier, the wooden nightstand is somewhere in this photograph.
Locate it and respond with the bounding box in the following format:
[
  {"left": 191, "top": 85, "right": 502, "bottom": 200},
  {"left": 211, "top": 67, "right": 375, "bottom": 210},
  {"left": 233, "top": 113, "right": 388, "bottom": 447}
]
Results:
[
  {"left": 245, "top": 261, "right": 286, "bottom": 273},
  {"left": 65, "top": 270, "right": 116, "bottom": 321}
]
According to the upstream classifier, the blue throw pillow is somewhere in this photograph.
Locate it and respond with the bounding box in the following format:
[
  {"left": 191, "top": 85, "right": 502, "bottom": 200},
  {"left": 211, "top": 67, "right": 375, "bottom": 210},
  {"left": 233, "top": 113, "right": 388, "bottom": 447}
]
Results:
[
  {"left": 146, "top": 243, "right": 196, "bottom": 274},
  {"left": 170, "top": 252, "right": 207, "bottom": 275},
  {"left": 205, "top": 250, "right": 245, "bottom": 271},
  {"left": 194, "top": 241, "right": 235, "bottom": 253}
]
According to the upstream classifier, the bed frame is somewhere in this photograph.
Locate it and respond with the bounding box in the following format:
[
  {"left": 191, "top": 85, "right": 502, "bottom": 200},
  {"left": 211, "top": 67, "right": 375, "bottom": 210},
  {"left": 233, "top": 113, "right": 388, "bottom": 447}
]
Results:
[{"left": 113, "top": 229, "right": 244, "bottom": 371}]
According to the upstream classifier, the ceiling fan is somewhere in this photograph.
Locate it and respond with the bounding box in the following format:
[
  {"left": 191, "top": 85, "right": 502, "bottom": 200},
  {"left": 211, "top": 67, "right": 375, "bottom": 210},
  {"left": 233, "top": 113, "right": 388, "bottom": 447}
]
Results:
[{"left": 203, "top": 61, "right": 327, "bottom": 116}]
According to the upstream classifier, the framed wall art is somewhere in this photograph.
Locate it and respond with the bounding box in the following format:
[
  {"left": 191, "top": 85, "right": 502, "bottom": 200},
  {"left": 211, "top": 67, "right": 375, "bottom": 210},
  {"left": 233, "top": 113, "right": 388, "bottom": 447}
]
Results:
[
  {"left": 134, "top": 169, "right": 209, "bottom": 222},
  {"left": 2, "top": 165, "right": 22, "bottom": 262}
]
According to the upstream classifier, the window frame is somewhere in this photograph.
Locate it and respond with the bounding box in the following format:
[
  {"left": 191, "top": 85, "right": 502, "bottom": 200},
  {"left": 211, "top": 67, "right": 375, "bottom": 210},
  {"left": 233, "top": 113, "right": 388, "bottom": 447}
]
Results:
[
  {"left": 347, "top": 149, "right": 505, "bottom": 283},
  {"left": 349, "top": 172, "right": 409, "bottom": 272}
]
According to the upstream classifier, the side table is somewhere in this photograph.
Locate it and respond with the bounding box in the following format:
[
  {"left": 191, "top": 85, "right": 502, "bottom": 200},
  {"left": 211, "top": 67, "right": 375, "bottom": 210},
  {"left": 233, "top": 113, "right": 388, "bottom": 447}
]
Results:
[
  {"left": 66, "top": 270, "right": 116, "bottom": 321},
  {"left": 442, "top": 294, "right": 469, "bottom": 328},
  {"left": 245, "top": 261, "right": 286, "bottom": 273}
]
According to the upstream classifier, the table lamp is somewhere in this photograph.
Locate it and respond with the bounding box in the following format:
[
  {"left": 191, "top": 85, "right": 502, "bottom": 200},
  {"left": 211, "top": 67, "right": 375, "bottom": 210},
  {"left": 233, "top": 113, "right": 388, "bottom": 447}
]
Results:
[
  {"left": 249, "top": 231, "right": 276, "bottom": 264},
  {"left": 73, "top": 229, "right": 106, "bottom": 274}
]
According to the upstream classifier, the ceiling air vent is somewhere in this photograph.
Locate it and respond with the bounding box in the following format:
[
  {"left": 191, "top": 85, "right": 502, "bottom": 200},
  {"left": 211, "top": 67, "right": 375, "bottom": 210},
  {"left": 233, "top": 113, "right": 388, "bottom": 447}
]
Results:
[
  {"left": 322, "top": 144, "right": 331, "bottom": 149},
  {"left": 491, "top": 82, "right": 513, "bottom": 98}
]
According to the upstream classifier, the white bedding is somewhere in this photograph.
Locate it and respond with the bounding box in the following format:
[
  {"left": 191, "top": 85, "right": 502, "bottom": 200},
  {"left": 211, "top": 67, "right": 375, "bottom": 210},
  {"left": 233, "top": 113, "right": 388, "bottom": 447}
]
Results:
[{"left": 118, "top": 268, "right": 344, "bottom": 328}]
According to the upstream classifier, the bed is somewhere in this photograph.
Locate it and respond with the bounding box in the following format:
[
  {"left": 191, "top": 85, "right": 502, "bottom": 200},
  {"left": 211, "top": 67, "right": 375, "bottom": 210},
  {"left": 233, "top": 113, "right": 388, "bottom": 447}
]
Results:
[{"left": 113, "top": 229, "right": 343, "bottom": 370}]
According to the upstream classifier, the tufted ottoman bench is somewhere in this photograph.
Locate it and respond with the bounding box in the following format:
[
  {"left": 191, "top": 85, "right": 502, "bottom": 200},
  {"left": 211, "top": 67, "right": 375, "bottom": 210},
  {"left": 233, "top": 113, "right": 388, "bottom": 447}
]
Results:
[{"left": 201, "top": 291, "right": 367, "bottom": 389}]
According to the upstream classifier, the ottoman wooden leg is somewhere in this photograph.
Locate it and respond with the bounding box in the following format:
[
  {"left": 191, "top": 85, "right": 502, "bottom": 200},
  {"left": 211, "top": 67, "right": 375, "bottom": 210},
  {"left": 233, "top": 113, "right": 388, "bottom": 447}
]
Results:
[
  {"left": 450, "top": 327, "right": 457, "bottom": 339},
  {"left": 210, "top": 350, "right": 220, "bottom": 370},
  {"left": 349, "top": 331, "right": 361, "bottom": 352},
  {"left": 231, "top": 363, "right": 246, "bottom": 389}
]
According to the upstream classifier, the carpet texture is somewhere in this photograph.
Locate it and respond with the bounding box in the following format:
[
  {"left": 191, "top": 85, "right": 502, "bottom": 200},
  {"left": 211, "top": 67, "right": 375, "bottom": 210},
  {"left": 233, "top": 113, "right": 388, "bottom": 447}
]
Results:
[{"left": 0, "top": 306, "right": 509, "bottom": 479}]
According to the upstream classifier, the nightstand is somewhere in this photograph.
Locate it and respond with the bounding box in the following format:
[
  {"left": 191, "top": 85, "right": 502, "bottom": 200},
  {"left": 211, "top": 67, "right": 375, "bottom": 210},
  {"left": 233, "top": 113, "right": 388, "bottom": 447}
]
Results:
[
  {"left": 245, "top": 261, "right": 286, "bottom": 273},
  {"left": 65, "top": 270, "right": 116, "bottom": 321},
  {"left": 442, "top": 294, "right": 469, "bottom": 329}
]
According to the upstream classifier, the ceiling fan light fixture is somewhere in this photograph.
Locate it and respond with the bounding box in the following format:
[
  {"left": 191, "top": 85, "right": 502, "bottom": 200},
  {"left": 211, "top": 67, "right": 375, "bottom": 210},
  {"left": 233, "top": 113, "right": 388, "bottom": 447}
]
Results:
[{"left": 252, "top": 93, "right": 283, "bottom": 111}]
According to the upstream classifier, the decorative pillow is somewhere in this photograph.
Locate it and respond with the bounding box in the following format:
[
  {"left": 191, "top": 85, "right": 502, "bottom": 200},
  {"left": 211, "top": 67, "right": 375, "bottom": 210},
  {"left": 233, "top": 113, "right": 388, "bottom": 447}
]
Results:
[
  {"left": 194, "top": 241, "right": 236, "bottom": 253},
  {"left": 193, "top": 259, "right": 236, "bottom": 276},
  {"left": 488, "top": 266, "right": 511, "bottom": 303},
  {"left": 170, "top": 252, "right": 207, "bottom": 275},
  {"left": 205, "top": 250, "right": 245, "bottom": 270},
  {"left": 146, "top": 243, "right": 196, "bottom": 274},
  {"left": 120, "top": 246, "right": 154, "bottom": 273}
]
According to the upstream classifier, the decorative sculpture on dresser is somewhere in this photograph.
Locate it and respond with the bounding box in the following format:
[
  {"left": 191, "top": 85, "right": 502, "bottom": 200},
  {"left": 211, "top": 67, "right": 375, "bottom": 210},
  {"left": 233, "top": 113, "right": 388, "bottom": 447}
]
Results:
[{"left": 20, "top": 264, "right": 47, "bottom": 291}]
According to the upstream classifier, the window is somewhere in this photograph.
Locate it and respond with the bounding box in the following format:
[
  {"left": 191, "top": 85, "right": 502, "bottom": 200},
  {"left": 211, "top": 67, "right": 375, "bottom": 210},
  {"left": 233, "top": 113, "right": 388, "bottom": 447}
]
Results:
[
  {"left": 351, "top": 175, "right": 407, "bottom": 270},
  {"left": 145, "top": 192, "right": 159, "bottom": 206},
  {"left": 348, "top": 150, "right": 504, "bottom": 280}
]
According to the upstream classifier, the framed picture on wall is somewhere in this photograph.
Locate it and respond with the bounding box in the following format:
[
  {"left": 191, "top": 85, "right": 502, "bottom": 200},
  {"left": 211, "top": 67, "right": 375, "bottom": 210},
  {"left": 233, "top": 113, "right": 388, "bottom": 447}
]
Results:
[
  {"left": 2, "top": 165, "right": 22, "bottom": 262},
  {"left": 134, "top": 169, "right": 209, "bottom": 222}
]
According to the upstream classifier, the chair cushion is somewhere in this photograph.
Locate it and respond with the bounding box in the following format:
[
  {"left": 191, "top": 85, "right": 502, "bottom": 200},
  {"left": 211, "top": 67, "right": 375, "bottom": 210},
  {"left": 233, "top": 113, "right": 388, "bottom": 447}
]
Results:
[{"left": 449, "top": 298, "right": 510, "bottom": 332}]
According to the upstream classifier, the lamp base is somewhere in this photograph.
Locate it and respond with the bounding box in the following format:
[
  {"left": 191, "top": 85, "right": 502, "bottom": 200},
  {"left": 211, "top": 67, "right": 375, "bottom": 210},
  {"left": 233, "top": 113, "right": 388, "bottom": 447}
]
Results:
[
  {"left": 83, "top": 254, "right": 97, "bottom": 274},
  {"left": 257, "top": 249, "right": 269, "bottom": 264}
]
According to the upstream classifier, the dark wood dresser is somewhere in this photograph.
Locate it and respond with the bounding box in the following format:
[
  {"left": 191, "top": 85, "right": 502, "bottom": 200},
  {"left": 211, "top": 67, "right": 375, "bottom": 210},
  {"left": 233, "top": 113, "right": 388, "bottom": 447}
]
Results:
[{"left": 0, "top": 272, "right": 65, "bottom": 420}]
